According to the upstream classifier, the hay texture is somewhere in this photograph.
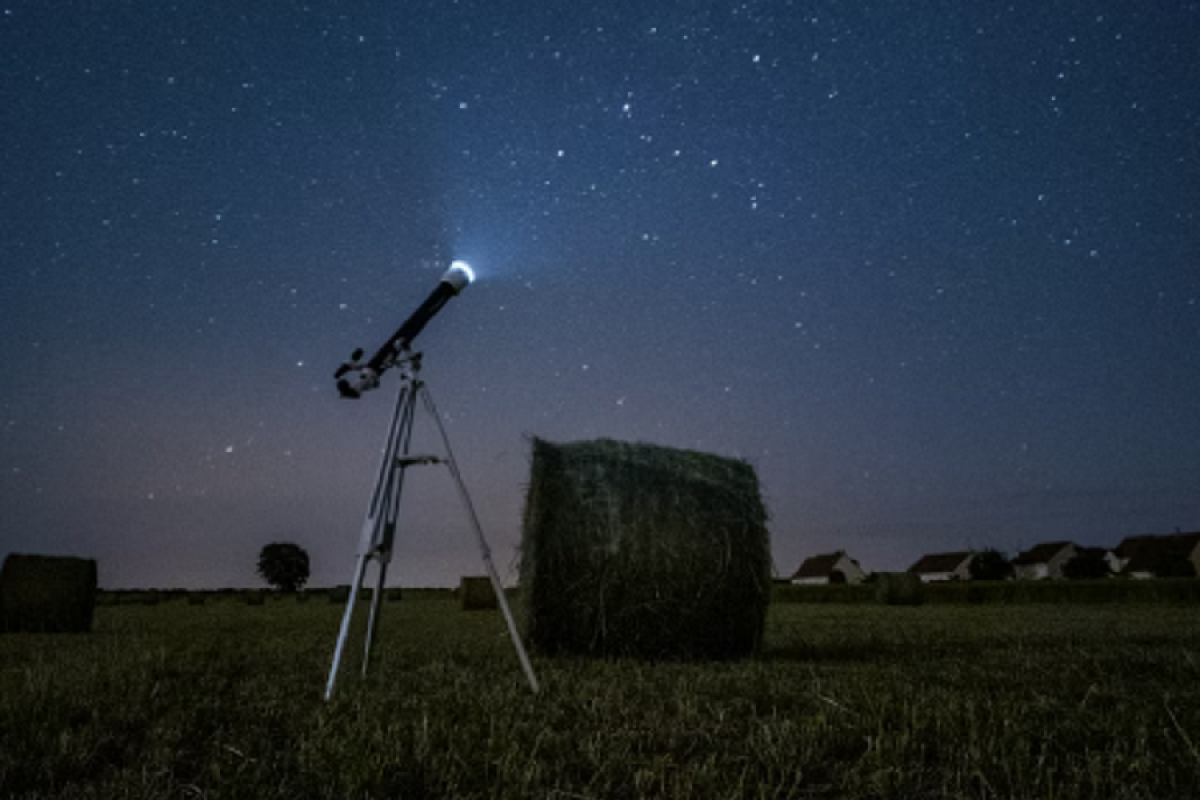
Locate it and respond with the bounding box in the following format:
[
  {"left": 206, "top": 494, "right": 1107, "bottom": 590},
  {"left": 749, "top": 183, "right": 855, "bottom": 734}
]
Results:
[
  {"left": 0, "top": 554, "right": 98, "bottom": 633},
  {"left": 520, "top": 437, "right": 771, "bottom": 660}
]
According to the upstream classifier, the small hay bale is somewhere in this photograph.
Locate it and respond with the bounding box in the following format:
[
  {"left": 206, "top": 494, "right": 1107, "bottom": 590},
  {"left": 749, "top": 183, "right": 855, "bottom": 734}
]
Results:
[
  {"left": 243, "top": 590, "right": 266, "bottom": 606},
  {"left": 0, "top": 554, "right": 98, "bottom": 633},
  {"left": 875, "top": 572, "right": 925, "bottom": 606},
  {"left": 187, "top": 592, "right": 207, "bottom": 606},
  {"left": 460, "top": 576, "right": 498, "bottom": 611},
  {"left": 520, "top": 437, "right": 771, "bottom": 660},
  {"left": 386, "top": 587, "right": 404, "bottom": 603}
]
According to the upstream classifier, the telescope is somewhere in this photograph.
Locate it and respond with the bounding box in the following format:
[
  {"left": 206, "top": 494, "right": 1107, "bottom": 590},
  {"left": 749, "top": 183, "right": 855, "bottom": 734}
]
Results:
[
  {"left": 334, "top": 261, "right": 474, "bottom": 398},
  {"left": 324, "top": 256, "right": 539, "bottom": 698}
]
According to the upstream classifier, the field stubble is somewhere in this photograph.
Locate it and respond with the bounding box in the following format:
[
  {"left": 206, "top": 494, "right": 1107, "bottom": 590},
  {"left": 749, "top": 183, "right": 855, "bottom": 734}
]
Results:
[{"left": 2, "top": 594, "right": 1199, "bottom": 799}]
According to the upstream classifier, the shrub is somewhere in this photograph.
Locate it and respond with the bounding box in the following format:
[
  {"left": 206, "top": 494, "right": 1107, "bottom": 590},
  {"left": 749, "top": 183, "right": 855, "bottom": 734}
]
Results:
[
  {"left": 1062, "top": 548, "right": 1112, "bottom": 580},
  {"left": 460, "top": 576, "right": 497, "bottom": 611},
  {"left": 0, "top": 554, "right": 98, "bottom": 633},
  {"left": 969, "top": 549, "right": 1014, "bottom": 581},
  {"left": 874, "top": 572, "right": 925, "bottom": 605},
  {"left": 520, "top": 437, "right": 771, "bottom": 660}
]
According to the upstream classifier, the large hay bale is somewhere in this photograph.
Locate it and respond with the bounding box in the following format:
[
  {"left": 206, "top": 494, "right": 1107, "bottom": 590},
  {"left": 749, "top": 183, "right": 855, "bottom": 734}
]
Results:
[
  {"left": 0, "top": 554, "right": 98, "bottom": 633},
  {"left": 520, "top": 437, "right": 771, "bottom": 660},
  {"left": 875, "top": 572, "right": 925, "bottom": 606},
  {"left": 460, "top": 576, "right": 498, "bottom": 611}
]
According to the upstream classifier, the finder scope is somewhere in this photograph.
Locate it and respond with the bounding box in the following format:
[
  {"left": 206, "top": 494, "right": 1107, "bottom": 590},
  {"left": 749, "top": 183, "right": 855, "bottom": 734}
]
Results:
[{"left": 334, "top": 261, "right": 474, "bottom": 398}]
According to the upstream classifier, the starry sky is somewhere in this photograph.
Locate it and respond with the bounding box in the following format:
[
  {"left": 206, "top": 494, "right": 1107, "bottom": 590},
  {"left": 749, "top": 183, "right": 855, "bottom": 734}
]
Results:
[{"left": 2, "top": 1, "right": 1198, "bottom": 590}]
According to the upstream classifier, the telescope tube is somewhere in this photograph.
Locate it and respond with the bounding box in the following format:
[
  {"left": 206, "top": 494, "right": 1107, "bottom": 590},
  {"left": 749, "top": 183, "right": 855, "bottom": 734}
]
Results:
[
  {"left": 336, "top": 262, "right": 473, "bottom": 398},
  {"left": 364, "top": 261, "right": 473, "bottom": 372}
]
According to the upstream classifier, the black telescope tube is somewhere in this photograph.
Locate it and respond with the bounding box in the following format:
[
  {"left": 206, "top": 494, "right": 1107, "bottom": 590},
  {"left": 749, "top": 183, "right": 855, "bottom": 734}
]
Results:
[
  {"left": 335, "top": 263, "right": 473, "bottom": 398},
  {"left": 364, "top": 280, "right": 457, "bottom": 371}
]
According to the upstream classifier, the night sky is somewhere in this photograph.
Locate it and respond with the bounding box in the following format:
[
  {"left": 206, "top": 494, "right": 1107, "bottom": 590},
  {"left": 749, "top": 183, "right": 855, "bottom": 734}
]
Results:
[{"left": 2, "top": 1, "right": 1198, "bottom": 590}]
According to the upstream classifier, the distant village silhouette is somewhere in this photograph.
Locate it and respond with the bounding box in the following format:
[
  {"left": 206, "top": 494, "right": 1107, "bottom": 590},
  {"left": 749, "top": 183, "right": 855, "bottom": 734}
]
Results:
[{"left": 789, "top": 531, "right": 1200, "bottom": 584}]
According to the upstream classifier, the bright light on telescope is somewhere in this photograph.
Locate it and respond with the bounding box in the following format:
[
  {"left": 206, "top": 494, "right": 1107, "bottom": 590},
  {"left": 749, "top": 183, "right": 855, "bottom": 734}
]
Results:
[{"left": 443, "top": 261, "right": 474, "bottom": 293}]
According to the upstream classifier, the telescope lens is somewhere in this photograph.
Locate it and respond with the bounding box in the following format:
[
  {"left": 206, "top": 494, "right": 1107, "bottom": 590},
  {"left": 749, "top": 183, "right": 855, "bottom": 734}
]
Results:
[{"left": 443, "top": 261, "right": 474, "bottom": 293}]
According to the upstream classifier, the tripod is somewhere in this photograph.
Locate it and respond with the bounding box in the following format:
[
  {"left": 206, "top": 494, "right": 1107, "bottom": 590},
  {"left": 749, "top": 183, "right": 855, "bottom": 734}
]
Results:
[{"left": 324, "top": 350, "right": 540, "bottom": 700}]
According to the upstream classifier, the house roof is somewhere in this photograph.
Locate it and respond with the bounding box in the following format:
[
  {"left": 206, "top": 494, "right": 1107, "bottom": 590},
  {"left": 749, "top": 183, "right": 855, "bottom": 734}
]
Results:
[
  {"left": 1011, "top": 541, "right": 1074, "bottom": 566},
  {"left": 1114, "top": 534, "right": 1163, "bottom": 560},
  {"left": 791, "top": 551, "right": 853, "bottom": 579},
  {"left": 1117, "top": 532, "right": 1200, "bottom": 574},
  {"left": 907, "top": 551, "right": 974, "bottom": 574}
]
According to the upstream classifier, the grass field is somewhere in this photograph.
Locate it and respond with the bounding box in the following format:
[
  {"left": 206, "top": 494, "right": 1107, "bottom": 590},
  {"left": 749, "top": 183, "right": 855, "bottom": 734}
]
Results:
[{"left": 3, "top": 593, "right": 1200, "bottom": 799}]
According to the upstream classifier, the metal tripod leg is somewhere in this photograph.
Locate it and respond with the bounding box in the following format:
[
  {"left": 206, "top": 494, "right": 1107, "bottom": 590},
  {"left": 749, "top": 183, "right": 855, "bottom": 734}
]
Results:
[
  {"left": 325, "top": 380, "right": 417, "bottom": 700},
  {"left": 420, "top": 385, "right": 540, "bottom": 694},
  {"left": 362, "top": 549, "right": 392, "bottom": 677},
  {"left": 324, "top": 552, "right": 369, "bottom": 700}
]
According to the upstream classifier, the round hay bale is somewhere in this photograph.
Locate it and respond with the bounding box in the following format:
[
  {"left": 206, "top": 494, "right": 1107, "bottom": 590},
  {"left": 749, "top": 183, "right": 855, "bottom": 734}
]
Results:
[
  {"left": 460, "top": 576, "right": 498, "bottom": 611},
  {"left": 875, "top": 572, "right": 925, "bottom": 605},
  {"left": 0, "top": 554, "right": 98, "bottom": 633},
  {"left": 520, "top": 437, "right": 771, "bottom": 660}
]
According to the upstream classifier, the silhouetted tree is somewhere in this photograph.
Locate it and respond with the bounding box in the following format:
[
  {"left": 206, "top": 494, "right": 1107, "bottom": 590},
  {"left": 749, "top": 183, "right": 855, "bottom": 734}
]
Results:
[
  {"left": 1062, "top": 548, "right": 1111, "bottom": 579},
  {"left": 1153, "top": 552, "right": 1197, "bottom": 578},
  {"left": 969, "top": 549, "right": 1013, "bottom": 581},
  {"left": 257, "top": 542, "right": 310, "bottom": 592}
]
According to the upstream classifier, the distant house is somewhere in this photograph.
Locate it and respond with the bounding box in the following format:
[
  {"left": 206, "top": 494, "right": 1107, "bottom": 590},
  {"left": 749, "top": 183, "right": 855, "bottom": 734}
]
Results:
[
  {"left": 1011, "top": 541, "right": 1077, "bottom": 580},
  {"left": 1115, "top": 533, "right": 1200, "bottom": 579},
  {"left": 907, "top": 551, "right": 976, "bottom": 582},
  {"left": 790, "top": 551, "right": 868, "bottom": 585}
]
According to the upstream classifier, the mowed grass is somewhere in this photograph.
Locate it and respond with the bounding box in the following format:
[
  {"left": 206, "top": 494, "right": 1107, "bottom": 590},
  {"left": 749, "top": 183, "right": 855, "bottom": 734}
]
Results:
[{"left": 3, "top": 594, "right": 1200, "bottom": 799}]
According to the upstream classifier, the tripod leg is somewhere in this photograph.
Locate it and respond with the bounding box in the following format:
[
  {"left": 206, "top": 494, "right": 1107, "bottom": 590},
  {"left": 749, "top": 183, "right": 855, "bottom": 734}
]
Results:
[
  {"left": 361, "top": 391, "right": 415, "bottom": 679},
  {"left": 419, "top": 386, "right": 541, "bottom": 694},
  {"left": 325, "top": 552, "right": 370, "bottom": 700},
  {"left": 362, "top": 558, "right": 391, "bottom": 678},
  {"left": 326, "top": 381, "right": 417, "bottom": 700}
]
